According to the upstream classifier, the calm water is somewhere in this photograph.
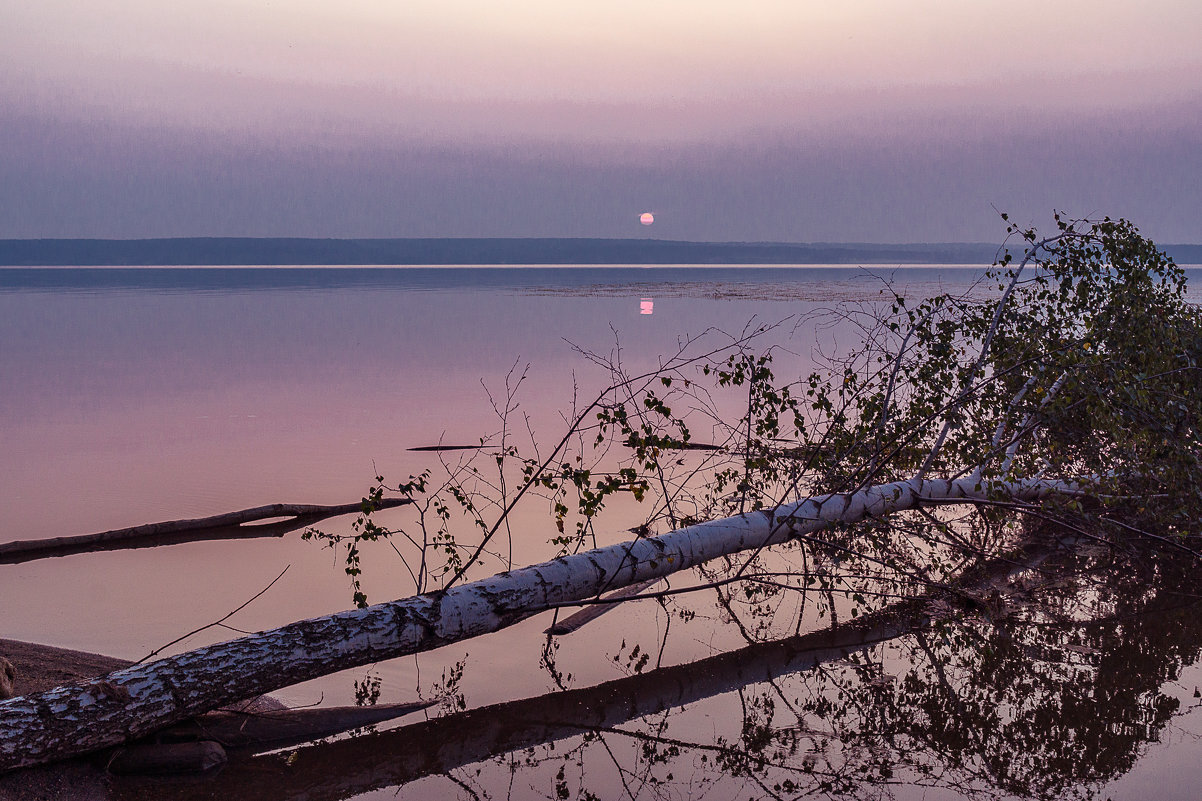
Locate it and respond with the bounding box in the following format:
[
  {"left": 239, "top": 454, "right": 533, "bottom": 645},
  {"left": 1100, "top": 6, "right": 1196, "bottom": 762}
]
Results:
[{"left": 2, "top": 265, "right": 1201, "bottom": 800}]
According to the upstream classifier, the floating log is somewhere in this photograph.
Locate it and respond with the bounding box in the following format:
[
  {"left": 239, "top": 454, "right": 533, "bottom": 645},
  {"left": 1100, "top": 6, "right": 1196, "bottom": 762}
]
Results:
[
  {"left": 622, "top": 436, "right": 724, "bottom": 451},
  {"left": 411, "top": 440, "right": 724, "bottom": 455},
  {"left": 407, "top": 444, "right": 485, "bottom": 452},
  {"left": 0, "top": 499, "right": 413, "bottom": 564}
]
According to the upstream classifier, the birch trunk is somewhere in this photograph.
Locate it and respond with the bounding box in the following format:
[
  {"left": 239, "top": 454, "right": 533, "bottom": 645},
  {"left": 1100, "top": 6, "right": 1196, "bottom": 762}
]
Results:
[
  {"left": 0, "top": 475, "right": 1069, "bottom": 771},
  {"left": 167, "top": 537, "right": 1062, "bottom": 801}
]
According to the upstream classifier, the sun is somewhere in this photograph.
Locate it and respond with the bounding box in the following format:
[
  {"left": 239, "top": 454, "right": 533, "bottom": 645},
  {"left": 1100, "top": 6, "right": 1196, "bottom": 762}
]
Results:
[{"left": 639, "top": 212, "right": 654, "bottom": 226}]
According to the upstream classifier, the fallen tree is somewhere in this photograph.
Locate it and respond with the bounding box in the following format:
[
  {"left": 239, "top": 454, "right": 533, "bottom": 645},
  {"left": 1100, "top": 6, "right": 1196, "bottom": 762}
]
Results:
[
  {"left": 127, "top": 532, "right": 1075, "bottom": 801},
  {"left": 0, "top": 477, "right": 1074, "bottom": 770},
  {"left": 0, "top": 216, "right": 1198, "bottom": 772}
]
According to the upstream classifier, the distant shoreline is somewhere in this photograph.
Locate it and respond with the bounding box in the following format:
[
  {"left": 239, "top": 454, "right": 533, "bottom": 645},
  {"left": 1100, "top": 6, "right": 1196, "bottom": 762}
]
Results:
[
  {"left": 0, "top": 237, "right": 1002, "bottom": 266},
  {"left": 3, "top": 238, "right": 1198, "bottom": 268},
  {"left": 0, "top": 237, "right": 1175, "bottom": 267}
]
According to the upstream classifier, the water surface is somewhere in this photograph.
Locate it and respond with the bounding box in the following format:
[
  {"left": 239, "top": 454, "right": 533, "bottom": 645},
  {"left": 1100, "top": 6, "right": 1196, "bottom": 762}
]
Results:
[{"left": 2, "top": 265, "right": 1200, "bottom": 800}]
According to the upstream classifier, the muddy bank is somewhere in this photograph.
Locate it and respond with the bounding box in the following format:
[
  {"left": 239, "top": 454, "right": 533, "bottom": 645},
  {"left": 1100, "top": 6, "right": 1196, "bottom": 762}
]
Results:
[{"left": 0, "top": 639, "right": 132, "bottom": 698}]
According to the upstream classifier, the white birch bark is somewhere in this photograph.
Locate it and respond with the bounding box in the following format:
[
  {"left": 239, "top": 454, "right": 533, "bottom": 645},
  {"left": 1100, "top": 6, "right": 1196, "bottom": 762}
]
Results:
[{"left": 0, "top": 475, "right": 1072, "bottom": 771}]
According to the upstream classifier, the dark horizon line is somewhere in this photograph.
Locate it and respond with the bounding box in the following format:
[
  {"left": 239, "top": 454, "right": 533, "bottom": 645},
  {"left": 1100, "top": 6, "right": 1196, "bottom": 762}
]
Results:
[{"left": 2, "top": 237, "right": 1200, "bottom": 266}]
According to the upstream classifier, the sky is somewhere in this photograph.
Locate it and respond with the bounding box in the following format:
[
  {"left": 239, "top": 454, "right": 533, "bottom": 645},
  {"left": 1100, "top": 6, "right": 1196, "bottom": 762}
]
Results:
[{"left": 2, "top": 0, "right": 1200, "bottom": 242}]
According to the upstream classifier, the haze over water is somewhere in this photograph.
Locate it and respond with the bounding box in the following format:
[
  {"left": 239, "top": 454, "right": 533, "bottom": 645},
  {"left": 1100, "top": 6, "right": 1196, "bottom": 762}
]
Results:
[{"left": 3, "top": 2, "right": 1200, "bottom": 242}]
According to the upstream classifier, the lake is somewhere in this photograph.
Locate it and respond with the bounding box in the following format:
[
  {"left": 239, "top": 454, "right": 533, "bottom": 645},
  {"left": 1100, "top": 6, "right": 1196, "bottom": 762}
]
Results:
[{"left": 2, "top": 265, "right": 1201, "bottom": 800}]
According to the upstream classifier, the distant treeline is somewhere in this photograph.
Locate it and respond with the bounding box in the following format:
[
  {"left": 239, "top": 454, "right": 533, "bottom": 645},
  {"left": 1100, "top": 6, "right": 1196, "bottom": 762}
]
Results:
[{"left": 1, "top": 238, "right": 1199, "bottom": 266}]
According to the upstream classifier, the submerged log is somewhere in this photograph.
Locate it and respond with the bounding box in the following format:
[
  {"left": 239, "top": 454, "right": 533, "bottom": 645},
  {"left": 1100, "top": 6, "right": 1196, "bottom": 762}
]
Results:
[
  {"left": 0, "top": 499, "right": 412, "bottom": 564},
  {"left": 105, "top": 741, "right": 228, "bottom": 776},
  {"left": 0, "top": 475, "right": 1074, "bottom": 772},
  {"left": 153, "top": 701, "right": 436, "bottom": 752},
  {"left": 103, "top": 701, "right": 437, "bottom": 776}
]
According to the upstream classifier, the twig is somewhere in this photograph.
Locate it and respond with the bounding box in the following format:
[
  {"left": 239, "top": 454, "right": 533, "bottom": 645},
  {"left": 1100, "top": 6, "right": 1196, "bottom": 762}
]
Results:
[{"left": 136, "top": 566, "right": 291, "bottom": 665}]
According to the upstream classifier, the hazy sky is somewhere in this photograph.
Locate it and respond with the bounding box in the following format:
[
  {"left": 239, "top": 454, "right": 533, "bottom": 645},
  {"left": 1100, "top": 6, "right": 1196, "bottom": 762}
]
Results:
[{"left": 2, "top": 1, "right": 1200, "bottom": 241}]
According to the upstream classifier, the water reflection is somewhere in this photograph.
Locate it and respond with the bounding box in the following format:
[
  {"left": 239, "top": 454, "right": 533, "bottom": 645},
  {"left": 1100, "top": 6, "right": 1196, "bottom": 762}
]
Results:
[
  {"left": 6, "top": 266, "right": 1200, "bottom": 798},
  {"left": 112, "top": 543, "right": 1202, "bottom": 800}
]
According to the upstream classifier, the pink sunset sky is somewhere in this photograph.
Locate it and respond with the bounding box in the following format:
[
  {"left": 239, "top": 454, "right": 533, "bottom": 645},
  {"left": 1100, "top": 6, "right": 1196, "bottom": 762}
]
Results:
[{"left": 2, "top": 0, "right": 1199, "bottom": 241}]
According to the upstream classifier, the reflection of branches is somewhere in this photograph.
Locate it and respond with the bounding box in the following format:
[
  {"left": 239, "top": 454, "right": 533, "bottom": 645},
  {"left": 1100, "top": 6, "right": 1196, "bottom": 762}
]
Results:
[
  {"left": 133, "top": 591, "right": 932, "bottom": 800},
  {"left": 129, "top": 539, "right": 1060, "bottom": 801},
  {"left": 113, "top": 543, "right": 1202, "bottom": 801}
]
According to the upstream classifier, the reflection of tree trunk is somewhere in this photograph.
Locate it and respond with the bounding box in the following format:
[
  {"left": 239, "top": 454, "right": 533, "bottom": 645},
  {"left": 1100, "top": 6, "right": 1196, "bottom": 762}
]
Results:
[
  {"left": 105, "top": 701, "right": 438, "bottom": 776},
  {"left": 111, "top": 539, "right": 1062, "bottom": 801},
  {"left": 0, "top": 499, "right": 411, "bottom": 564},
  {"left": 150, "top": 700, "right": 436, "bottom": 750},
  {"left": 0, "top": 477, "right": 1068, "bottom": 772}
]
